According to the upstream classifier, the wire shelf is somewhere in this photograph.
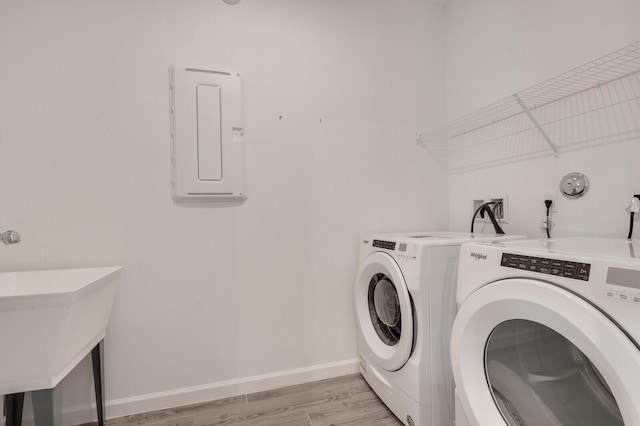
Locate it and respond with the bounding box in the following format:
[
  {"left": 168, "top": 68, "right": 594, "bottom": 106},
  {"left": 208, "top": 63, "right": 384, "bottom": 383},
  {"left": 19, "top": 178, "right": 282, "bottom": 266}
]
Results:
[{"left": 419, "top": 41, "right": 640, "bottom": 174}]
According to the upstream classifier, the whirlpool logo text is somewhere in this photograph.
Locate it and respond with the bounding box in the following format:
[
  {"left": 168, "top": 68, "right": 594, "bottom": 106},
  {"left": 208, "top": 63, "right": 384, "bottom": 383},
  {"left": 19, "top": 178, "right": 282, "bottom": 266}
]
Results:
[{"left": 470, "top": 252, "right": 487, "bottom": 261}]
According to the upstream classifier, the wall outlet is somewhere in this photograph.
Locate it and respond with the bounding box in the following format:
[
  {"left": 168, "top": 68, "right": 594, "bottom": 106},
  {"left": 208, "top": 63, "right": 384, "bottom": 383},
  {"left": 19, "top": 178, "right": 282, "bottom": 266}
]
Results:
[{"left": 472, "top": 195, "right": 509, "bottom": 224}]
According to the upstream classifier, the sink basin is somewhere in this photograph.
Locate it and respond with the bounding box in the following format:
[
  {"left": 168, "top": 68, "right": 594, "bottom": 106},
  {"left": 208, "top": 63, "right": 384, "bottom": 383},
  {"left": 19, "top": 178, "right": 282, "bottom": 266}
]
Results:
[{"left": 0, "top": 266, "right": 121, "bottom": 395}]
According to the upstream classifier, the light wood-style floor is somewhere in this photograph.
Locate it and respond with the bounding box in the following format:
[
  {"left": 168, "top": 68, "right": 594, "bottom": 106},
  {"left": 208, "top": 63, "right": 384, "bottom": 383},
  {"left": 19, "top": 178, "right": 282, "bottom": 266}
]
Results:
[{"left": 77, "top": 374, "right": 403, "bottom": 426}]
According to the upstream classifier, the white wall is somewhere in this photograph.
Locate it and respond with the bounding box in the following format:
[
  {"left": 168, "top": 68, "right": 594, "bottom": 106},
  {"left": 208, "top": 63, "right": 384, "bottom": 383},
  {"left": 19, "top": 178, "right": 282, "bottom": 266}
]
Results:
[
  {"left": 0, "top": 0, "right": 447, "bottom": 422},
  {"left": 444, "top": 0, "right": 640, "bottom": 238}
]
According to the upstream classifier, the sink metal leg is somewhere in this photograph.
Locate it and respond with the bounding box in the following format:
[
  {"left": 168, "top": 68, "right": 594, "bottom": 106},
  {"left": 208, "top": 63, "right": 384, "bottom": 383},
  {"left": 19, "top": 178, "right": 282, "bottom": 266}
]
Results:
[
  {"left": 32, "top": 386, "right": 62, "bottom": 426},
  {"left": 91, "top": 339, "right": 105, "bottom": 426},
  {"left": 5, "top": 393, "right": 25, "bottom": 426},
  {"left": 7, "top": 341, "right": 105, "bottom": 426}
]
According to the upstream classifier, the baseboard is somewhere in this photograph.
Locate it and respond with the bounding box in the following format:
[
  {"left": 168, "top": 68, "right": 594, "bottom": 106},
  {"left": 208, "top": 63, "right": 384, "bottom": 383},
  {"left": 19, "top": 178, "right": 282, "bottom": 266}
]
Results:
[{"left": 56, "top": 358, "right": 359, "bottom": 425}]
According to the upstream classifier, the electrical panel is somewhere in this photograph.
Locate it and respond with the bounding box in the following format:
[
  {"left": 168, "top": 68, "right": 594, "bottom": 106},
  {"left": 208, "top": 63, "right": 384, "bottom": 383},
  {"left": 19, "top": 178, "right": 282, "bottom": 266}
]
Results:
[{"left": 169, "top": 67, "right": 246, "bottom": 202}]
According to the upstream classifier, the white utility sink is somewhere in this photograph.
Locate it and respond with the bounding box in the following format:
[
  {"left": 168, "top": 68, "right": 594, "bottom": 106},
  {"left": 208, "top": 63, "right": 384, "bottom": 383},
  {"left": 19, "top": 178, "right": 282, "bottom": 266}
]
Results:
[{"left": 0, "top": 266, "right": 121, "bottom": 395}]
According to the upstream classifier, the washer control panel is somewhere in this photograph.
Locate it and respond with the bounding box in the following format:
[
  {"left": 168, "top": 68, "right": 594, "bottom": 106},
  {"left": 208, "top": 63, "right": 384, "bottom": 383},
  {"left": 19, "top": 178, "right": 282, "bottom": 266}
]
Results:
[
  {"left": 373, "top": 240, "right": 396, "bottom": 250},
  {"left": 371, "top": 239, "right": 417, "bottom": 261},
  {"left": 501, "top": 252, "right": 591, "bottom": 281}
]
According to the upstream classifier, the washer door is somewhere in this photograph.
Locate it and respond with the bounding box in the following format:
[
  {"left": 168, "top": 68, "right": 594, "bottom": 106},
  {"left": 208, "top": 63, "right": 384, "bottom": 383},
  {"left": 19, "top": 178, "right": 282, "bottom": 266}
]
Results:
[
  {"left": 451, "top": 278, "right": 640, "bottom": 426},
  {"left": 355, "top": 251, "right": 414, "bottom": 371}
]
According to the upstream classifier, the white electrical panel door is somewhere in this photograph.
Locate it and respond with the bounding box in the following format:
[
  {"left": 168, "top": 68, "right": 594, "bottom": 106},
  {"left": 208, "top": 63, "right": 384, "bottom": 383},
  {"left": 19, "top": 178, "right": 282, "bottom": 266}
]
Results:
[{"left": 170, "top": 67, "right": 246, "bottom": 202}]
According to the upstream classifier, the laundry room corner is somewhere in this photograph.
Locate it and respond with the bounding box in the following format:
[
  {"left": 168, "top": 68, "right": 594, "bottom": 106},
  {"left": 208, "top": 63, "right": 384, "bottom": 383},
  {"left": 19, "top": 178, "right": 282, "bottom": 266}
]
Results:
[
  {"left": 0, "top": 0, "right": 449, "bottom": 423},
  {"left": 443, "top": 0, "right": 640, "bottom": 239}
]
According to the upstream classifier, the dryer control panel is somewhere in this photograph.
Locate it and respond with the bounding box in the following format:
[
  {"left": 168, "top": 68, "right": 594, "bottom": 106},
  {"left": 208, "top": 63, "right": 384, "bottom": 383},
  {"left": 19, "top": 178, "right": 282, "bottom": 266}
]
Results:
[
  {"left": 501, "top": 253, "right": 591, "bottom": 281},
  {"left": 605, "top": 267, "right": 640, "bottom": 304}
]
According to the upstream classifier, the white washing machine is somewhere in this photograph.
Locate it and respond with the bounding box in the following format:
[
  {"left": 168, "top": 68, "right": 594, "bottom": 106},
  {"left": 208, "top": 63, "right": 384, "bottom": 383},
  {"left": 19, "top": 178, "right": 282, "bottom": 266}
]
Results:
[
  {"left": 354, "top": 231, "right": 525, "bottom": 426},
  {"left": 452, "top": 238, "right": 640, "bottom": 426}
]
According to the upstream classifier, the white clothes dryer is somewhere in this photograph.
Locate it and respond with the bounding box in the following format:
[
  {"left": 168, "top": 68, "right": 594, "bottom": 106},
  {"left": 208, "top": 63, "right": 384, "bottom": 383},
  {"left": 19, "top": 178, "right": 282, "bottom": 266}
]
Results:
[
  {"left": 452, "top": 238, "right": 640, "bottom": 426},
  {"left": 354, "top": 231, "right": 525, "bottom": 426}
]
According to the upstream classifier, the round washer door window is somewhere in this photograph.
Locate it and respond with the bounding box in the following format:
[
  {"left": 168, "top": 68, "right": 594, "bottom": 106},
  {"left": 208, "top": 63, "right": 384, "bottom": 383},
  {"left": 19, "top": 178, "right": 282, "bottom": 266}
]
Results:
[
  {"left": 369, "top": 272, "right": 402, "bottom": 346},
  {"left": 451, "top": 279, "right": 640, "bottom": 426},
  {"left": 354, "top": 251, "right": 413, "bottom": 371},
  {"left": 486, "top": 319, "right": 623, "bottom": 426}
]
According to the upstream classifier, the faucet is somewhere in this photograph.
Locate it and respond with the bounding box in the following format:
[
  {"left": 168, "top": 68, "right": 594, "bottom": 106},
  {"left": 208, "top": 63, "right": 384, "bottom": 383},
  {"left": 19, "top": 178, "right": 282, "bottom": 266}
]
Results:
[{"left": 1, "top": 230, "right": 20, "bottom": 245}]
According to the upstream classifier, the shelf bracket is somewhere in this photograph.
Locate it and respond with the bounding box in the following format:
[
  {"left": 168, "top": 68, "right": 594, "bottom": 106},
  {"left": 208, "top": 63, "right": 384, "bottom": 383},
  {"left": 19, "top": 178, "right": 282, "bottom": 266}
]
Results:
[{"left": 514, "top": 94, "right": 558, "bottom": 155}]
